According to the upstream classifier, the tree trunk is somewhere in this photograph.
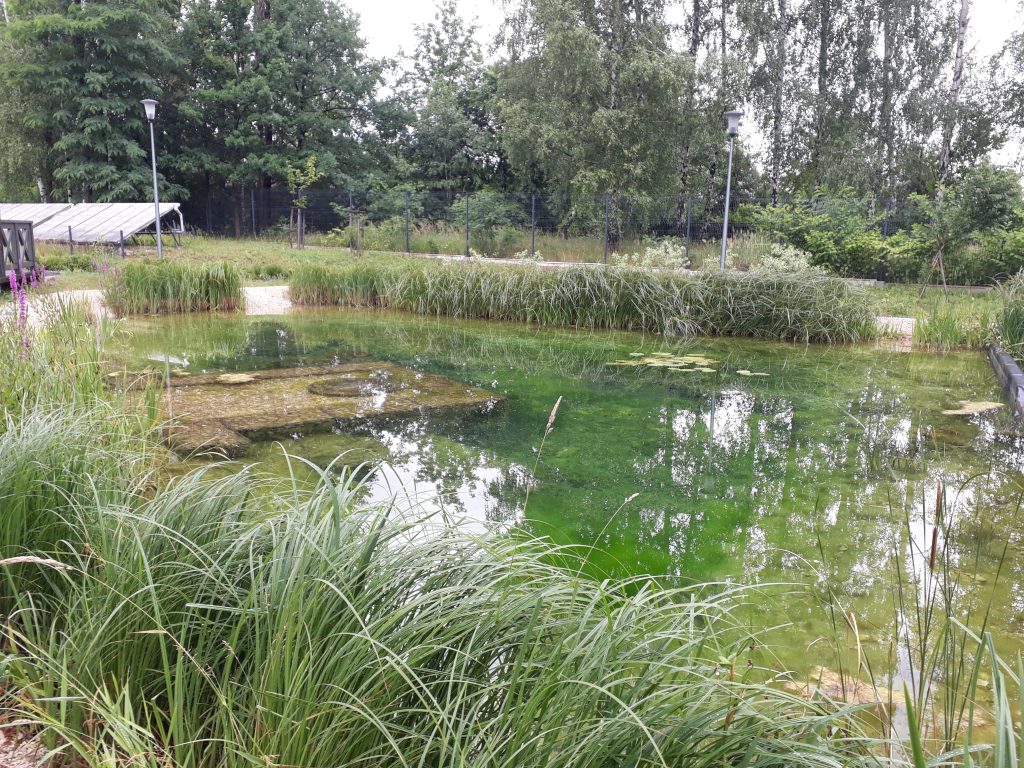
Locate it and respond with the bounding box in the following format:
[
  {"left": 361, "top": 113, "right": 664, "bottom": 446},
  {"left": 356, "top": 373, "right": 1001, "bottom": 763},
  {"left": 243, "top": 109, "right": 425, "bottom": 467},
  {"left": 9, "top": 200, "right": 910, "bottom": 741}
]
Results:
[
  {"left": 879, "top": 0, "right": 896, "bottom": 197},
  {"left": 769, "top": 0, "right": 788, "bottom": 205},
  {"left": 719, "top": 0, "right": 727, "bottom": 66},
  {"left": 937, "top": 0, "right": 969, "bottom": 185},
  {"left": 675, "top": 0, "right": 704, "bottom": 228},
  {"left": 812, "top": 0, "right": 831, "bottom": 179}
]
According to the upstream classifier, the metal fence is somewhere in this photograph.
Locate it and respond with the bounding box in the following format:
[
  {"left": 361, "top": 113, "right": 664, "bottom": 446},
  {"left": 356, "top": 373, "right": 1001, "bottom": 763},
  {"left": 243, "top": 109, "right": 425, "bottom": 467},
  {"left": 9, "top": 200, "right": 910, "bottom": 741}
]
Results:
[{"left": 180, "top": 188, "right": 922, "bottom": 265}]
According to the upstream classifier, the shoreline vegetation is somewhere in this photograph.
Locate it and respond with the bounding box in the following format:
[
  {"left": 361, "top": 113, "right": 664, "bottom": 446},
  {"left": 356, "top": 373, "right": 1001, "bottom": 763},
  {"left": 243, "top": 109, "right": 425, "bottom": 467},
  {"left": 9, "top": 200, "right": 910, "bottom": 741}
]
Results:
[
  {"left": 0, "top": 300, "right": 1021, "bottom": 766},
  {"left": 23, "top": 236, "right": 1015, "bottom": 351},
  {"left": 285, "top": 260, "right": 876, "bottom": 343}
]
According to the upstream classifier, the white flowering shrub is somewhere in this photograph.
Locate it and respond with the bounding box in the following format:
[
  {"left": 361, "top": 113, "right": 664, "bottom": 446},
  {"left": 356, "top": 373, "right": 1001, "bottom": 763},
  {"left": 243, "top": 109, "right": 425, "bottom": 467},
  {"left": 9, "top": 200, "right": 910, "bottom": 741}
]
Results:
[
  {"left": 752, "top": 243, "right": 825, "bottom": 274},
  {"left": 610, "top": 238, "right": 690, "bottom": 270}
]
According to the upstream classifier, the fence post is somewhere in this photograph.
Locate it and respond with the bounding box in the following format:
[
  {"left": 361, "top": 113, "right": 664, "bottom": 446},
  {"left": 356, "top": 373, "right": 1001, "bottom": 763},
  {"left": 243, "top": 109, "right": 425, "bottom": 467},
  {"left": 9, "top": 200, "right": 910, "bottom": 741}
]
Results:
[
  {"left": 251, "top": 188, "right": 257, "bottom": 237},
  {"left": 530, "top": 194, "right": 536, "bottom": 260},
  {"left": 404, "top": 191, "right": 411, "bottom": 254},
  {"left": 119, "top": 230, "right": 125, "bottom": 258},
  {"left": 685, "top": 195, "right": 692, "bottom": 265},
  {"left": 603, "top": 194, "right": 609, "bottom": 263},
  {"left": 465, "top": 195, "right": 470, "bottom": 257},
  {"left": 348, "top": 190, "right": 355, "bottom": 253},
  {"left": 68, "top": 226, "right": 73, "bottom": 256}
]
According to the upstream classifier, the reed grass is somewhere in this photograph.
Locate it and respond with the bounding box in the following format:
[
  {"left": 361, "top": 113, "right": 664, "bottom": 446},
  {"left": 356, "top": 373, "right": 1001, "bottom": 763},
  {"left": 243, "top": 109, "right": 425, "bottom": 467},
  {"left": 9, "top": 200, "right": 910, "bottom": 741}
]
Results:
[
  {"left": 997, "top": 272, "right": 1024, "bottom": 362},
  {"left": 289, "top": 260, "right": 876, "bottom": 343},
  {"left": 817, "top": 478, "right": 1024, "bottom": 766},
  {"left": 912, "top": 297, "right": 996, "bottom": 349},
  {"left": 103, "top": 260, "right": 243, "bottom": 316}
]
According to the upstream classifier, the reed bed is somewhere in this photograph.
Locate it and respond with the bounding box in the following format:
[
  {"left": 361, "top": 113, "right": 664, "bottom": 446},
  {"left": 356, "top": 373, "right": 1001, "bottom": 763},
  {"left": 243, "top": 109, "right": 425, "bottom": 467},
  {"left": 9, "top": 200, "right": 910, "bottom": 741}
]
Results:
[
  {"left": 997, "top": 272, "right": 1024, "bottom": 362},
  {"left": 289, "top": 260, "right": 876, "bottom": 343},
  {"left": 103, "top": 260, "right": 242, "bottom": 315}
]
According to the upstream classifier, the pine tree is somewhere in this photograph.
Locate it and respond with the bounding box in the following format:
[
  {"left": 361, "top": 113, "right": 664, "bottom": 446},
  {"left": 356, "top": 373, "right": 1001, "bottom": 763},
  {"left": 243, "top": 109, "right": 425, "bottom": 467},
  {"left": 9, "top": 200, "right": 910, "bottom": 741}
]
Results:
[{"left": 2, "top": 0, "right": 177, "bottom": 202}]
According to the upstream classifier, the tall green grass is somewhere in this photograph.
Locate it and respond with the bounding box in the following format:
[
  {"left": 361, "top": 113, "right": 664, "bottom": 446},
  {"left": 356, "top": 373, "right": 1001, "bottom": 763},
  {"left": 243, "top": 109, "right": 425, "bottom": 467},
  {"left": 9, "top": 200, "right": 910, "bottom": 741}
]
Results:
[
  {"left": 912, "top": 297, "right": 996, "bottom": 349},
  {"left": 0, "top": 413, "right": 879, "bottom": 767},
  {"left": 289, "top": 260, "right": 876, "bottom": 343},
  {"left": 103, "top": 260, "right": 242, "bottom": 315},
  {"left": 997, "top": 272, "right": 1024, "bottom": 362},
  {"left": 1, "top": 297, "right": 106, "bottom": 422}
]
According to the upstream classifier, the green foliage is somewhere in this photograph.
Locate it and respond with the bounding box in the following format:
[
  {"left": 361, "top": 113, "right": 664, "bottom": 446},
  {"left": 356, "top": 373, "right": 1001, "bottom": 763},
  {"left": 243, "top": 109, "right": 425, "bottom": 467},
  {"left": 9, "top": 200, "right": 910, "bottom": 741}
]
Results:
[
  {"left": 1, "top": 0, "right": 179, "bottom": 202},
  {"left": 286, "top": 155, "right": 323, "bottom": 208},
  {"left": 169, "top": 0, "right": 395, "bottom": 194},
  {"left": 496, "top": 0, "right": 685, "bottom": 225},
  {"left": 289, "top": 260, "right": 876, "bottom": 342},
  {"left": 953, "top": 162, "right": 1023, "bottom": 232},
  {"left": 103, "top": 260, "right": 242, "bottom": 315},
  {"left": 246, "top": 261, "right": 290, "bottom": 281},
  {"left": 997, "top": 272, "right": 1024, "bottom": 360},
  {"left": 39, "top": 252, "right": 99, "bottom": 273},
  {"left": 750, "top": 244, "right": 824, "bottom": 274},
  {"left": 747, "top": 199, "right": 887, "bottom": 277}
]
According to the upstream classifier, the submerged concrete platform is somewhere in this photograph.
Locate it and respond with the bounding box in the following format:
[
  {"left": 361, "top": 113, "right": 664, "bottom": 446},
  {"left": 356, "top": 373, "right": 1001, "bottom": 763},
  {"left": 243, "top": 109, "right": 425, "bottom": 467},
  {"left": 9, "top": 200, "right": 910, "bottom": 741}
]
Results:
[{"left": 163, "top": 361, "right": 502, "bottom": 457}]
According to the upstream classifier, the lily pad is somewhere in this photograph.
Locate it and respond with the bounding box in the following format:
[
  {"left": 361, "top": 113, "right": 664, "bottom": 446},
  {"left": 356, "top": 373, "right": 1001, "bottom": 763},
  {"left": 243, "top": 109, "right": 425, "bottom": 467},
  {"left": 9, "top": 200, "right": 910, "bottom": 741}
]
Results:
[
  {"left": 941, "top": 400, "right": 1004, "bottom": 416},
  {"left": 608, "top": 353, "right": 717, "bottom": 371},
  {"left": 736, "top": 369, "right": 770, "bottom": 377}
]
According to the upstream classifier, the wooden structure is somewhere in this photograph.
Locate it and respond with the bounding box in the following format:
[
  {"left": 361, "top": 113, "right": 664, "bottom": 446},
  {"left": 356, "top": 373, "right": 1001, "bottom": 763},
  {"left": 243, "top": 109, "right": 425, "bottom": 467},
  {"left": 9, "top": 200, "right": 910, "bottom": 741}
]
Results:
[{"left": 1, "top": 220, "right": 36, "bottom": 288}]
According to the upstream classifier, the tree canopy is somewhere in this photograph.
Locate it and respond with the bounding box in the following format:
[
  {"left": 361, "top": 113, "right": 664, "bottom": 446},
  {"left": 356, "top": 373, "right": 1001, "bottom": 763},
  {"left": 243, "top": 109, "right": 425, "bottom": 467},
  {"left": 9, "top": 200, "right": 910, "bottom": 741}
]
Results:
[{"left": 0, "top": 0, "right": 1020, "bottom": 215}]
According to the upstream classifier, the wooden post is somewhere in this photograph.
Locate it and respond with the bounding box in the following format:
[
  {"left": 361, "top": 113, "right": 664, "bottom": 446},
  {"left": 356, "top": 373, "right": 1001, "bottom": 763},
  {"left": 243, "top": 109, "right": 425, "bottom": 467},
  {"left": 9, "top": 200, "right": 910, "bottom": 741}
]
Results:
[
  {"left": 404, "top": 191, "right": 411, "bottom": 254},
  {"left": 68, "top": 226, "right": 74, "bottom": 256},
  {"left": 530, "top": 194, "right": 536, "bottom": 260},
  {"left": 603, "top": 194, "right": 609, "bottom": 263},
  {"left": 119, "top": 230, "right": 126, "bottom": 258}
]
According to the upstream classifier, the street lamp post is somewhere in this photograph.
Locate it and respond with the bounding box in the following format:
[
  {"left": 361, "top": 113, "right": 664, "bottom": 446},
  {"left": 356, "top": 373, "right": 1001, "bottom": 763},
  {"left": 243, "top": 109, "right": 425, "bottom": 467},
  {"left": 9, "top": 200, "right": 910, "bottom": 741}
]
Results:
[
  {"left": 719, "top": 109, "right": 743, "bottom": 270},
  {"left": 141, "top": 99, "right": 163, "bottom": 258}
]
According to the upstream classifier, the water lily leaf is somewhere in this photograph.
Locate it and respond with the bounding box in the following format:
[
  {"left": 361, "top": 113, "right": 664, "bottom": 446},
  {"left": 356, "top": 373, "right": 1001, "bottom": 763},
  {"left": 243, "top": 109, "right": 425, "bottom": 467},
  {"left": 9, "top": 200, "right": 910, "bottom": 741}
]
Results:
[{"left": 737, "top": 370, "right": 770, "bottom": 377}]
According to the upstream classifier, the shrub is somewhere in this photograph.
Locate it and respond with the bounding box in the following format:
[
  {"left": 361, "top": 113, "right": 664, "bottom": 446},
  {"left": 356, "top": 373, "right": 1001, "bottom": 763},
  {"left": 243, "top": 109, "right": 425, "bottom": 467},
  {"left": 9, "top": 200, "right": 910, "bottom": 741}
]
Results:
[
  {"left": 881, "top": 232, "right": 930, "bottom": 283},
  {"left": 39, "top": 252, "right": 97, "bottom": 272},
  {"left": 248, "top": 262, "right": 291, "bottom": 280},
  {"left": 751, "top": 244, "right": 824, "bottom": 274},
  {"left": 103, "top": 260, "right": 243, "bottom": 315},
  {"left": 610, "top": 237, "right": 690, "bottom": 270}
]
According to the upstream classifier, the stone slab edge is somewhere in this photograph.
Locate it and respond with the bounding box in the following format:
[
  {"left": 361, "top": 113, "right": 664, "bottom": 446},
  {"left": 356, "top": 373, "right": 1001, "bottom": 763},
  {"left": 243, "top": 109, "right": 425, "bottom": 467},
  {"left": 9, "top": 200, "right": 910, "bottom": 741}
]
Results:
[{"left": 988, "top": 345, "right": 1024, "bottom": 418}]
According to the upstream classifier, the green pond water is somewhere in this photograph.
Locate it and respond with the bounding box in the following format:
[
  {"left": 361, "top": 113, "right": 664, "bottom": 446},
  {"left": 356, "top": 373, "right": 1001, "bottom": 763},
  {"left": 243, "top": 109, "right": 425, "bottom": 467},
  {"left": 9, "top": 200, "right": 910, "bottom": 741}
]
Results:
[{"left": 109, "top": 308, "right": 1024, "bottom": 675}]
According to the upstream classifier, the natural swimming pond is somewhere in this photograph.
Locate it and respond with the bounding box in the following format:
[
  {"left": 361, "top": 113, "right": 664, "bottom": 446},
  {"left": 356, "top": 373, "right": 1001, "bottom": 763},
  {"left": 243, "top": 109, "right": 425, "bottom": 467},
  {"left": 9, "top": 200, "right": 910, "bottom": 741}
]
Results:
[{"left": 110, "top": 308, "right": 1024, "bottom": 672}]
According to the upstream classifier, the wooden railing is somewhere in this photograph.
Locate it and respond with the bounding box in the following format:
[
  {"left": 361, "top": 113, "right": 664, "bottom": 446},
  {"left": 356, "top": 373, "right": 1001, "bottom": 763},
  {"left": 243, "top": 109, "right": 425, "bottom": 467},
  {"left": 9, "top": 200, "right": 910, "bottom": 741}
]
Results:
[{"left": 1, "top": 220, "right": 36, "bottom": 287}]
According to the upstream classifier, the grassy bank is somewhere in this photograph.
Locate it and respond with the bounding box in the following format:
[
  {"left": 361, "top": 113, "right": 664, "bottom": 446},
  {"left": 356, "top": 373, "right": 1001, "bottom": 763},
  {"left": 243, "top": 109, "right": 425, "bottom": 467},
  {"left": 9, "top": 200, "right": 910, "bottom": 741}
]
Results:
[
  {"left": 289, "top": 260, "right": 876, "bottom": 342},
  {"left": 103, "top": 260, "right": 243, "bottom": 315}
]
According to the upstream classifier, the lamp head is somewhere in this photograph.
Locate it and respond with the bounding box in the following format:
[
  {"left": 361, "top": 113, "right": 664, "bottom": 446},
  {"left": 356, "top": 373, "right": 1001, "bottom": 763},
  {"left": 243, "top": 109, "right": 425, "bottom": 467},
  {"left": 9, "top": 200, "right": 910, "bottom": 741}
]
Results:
[
  {"left": 723, "top": 109, "right": 743, "bottom": 137},
  {"left": 141, "top": 99, "right": 158, "bottom": 121}
]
